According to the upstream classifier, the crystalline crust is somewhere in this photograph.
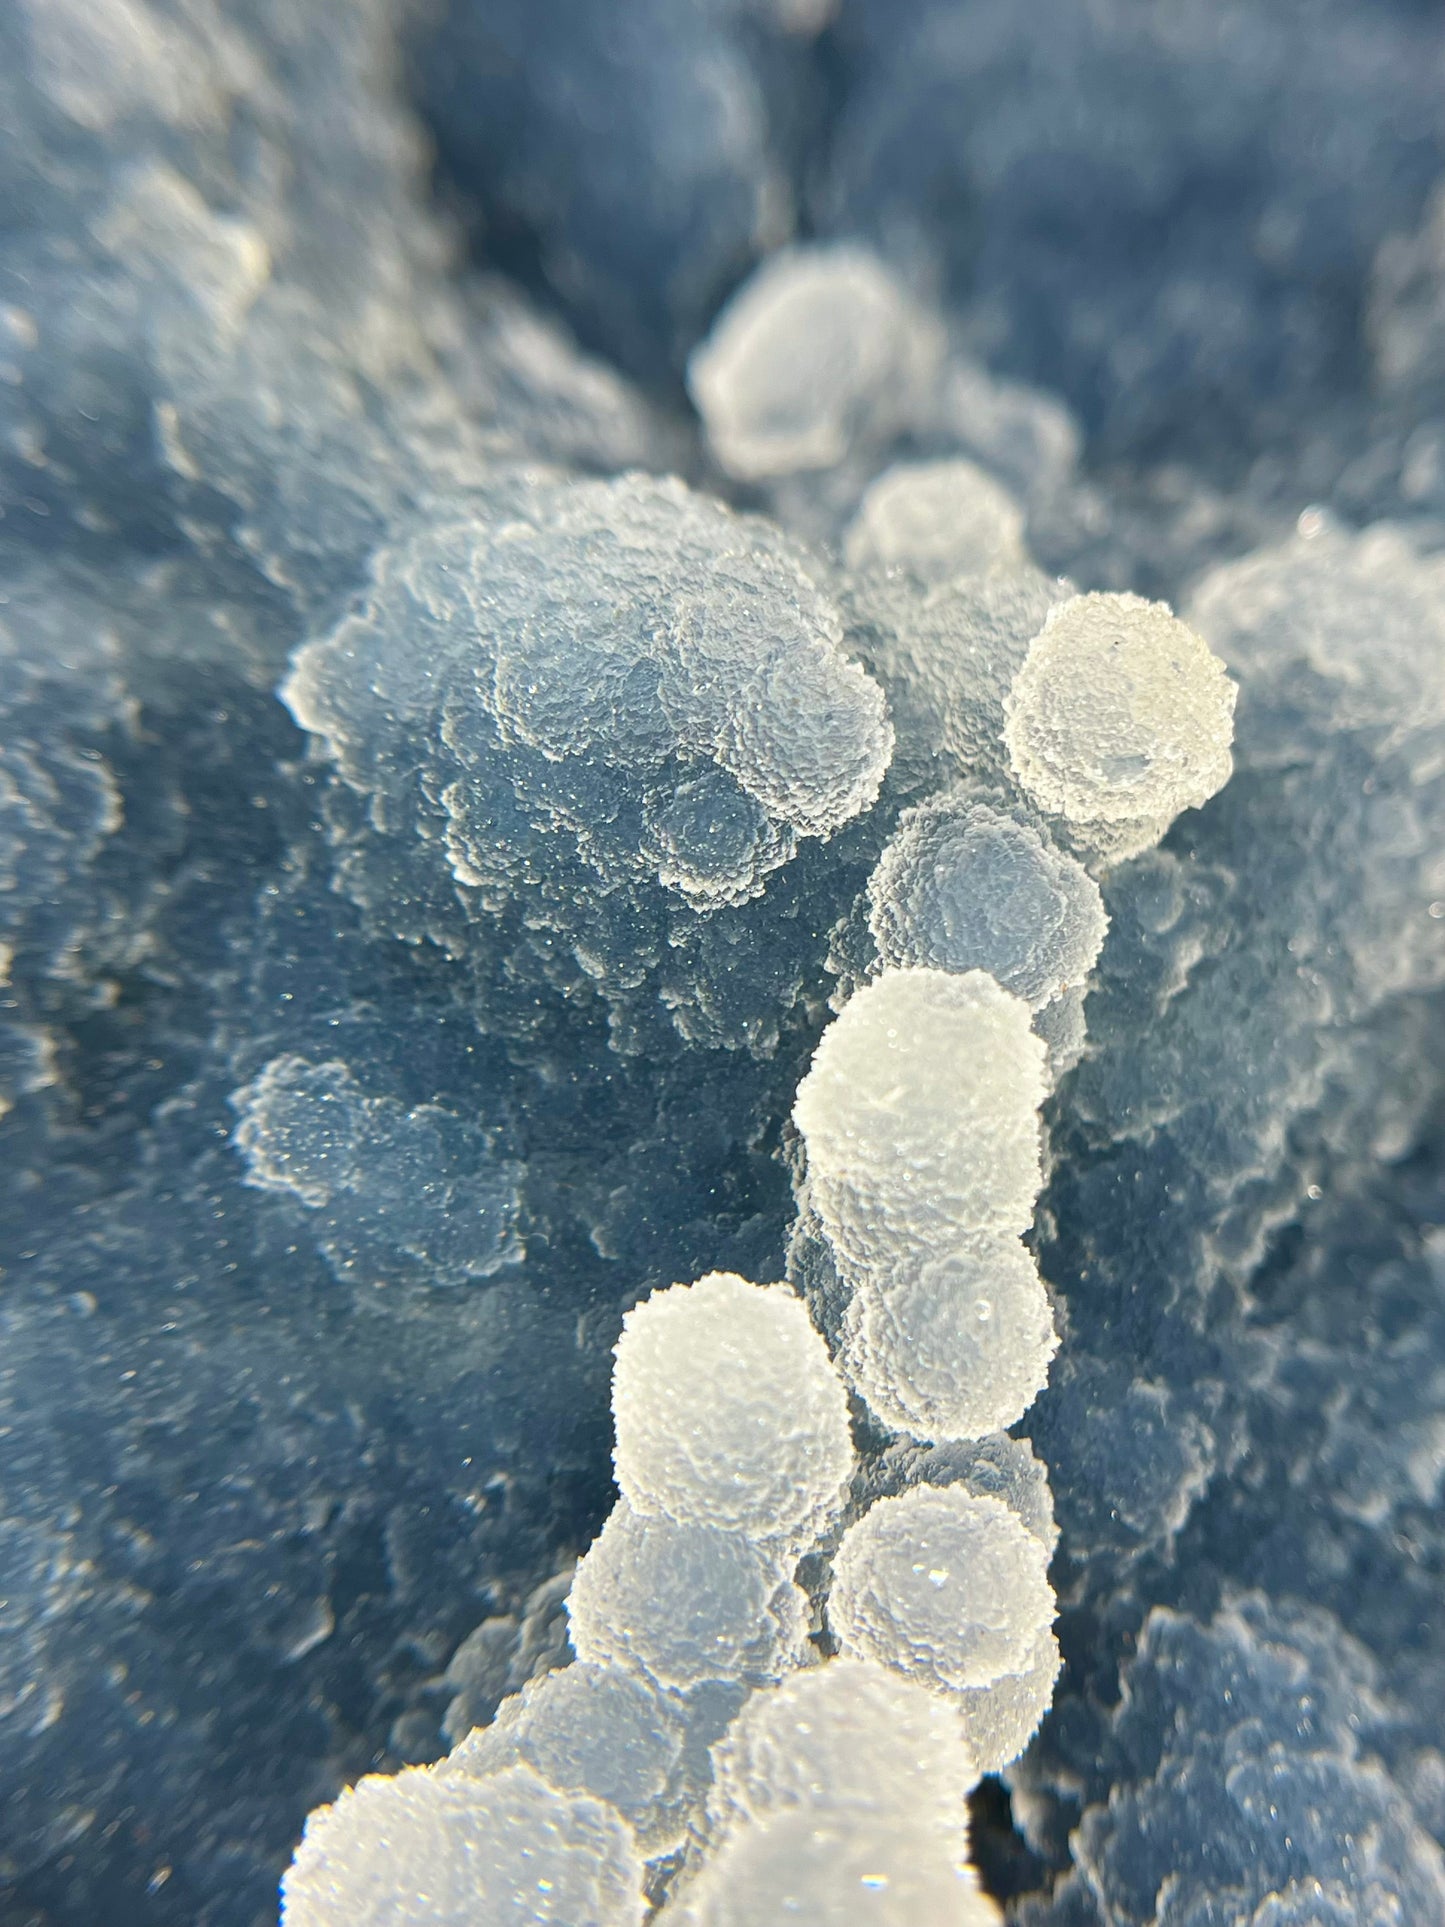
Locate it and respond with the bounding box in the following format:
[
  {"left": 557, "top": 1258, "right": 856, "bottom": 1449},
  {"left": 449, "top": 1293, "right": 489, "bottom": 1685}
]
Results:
[
  {"left": 611, "top": 1270, "right": 853, "bottom": 1539},
  {"left": 1005, "top": 592, "right": 1237, "bottom": 863},
  {"left": 14, "top": 0, "right": 1445, "bottom": 1920},
  {"left": 828, "top": 1487, "right": 1056, "bottom": 1695},
  {"left": 705, "top": 1657, "right": 980, "bottom": 1841},
  {"left": 867, "top": 796, "right": 1107, "bottom": 1010},
  {"left": 280, "top": 1761, "right": 645, "bottom": 1927},
  {"left": 793, "top": 968, "right": 1048, "bottom": 1278},
  {"left": 565, "top": 1501, "right": 809, "bottom": 1691},
  {"left": 844, "top": 459, "right": 1027, "bottom": 581},
  {"left": 687, "top": 244, "right": 943, "bottom": 480}
]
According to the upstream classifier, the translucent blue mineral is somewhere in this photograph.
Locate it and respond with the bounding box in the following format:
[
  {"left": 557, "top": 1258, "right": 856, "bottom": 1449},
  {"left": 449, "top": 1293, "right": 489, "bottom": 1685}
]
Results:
[{"left": 4, "top": 1, "right": 1445, "bottom": 1923}]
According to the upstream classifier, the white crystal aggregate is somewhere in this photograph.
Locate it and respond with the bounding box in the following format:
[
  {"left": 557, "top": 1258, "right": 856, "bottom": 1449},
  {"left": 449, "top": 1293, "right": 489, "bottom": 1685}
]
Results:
[
  {"left": 846, "top": 564, "right": 1069, "bottom": 797},
  {"left": 829, "top": 1487, "right": 1055, "bottom": 1694},
  {"left": 565, "top": 1500, "right": 811, "bottom": 1692},
  {"left": 687, "top": 245, "right": 944, "bottom": 481},
  {"left": 282, "top": 472, "right": 893, "bottom": 934},
  {"left": 793, "top": 967, "right": 1049, "bottom": 1273},
  {"left": 274, "top": 229, "right": 1246, "bottom": 1927},
  {"left": 951, "top": 1626, "right": 1065, "bottom": 1778},
  {"left": 281, "top": 1761, "right": 646, "bottom": 1927},
  {"left": 1004, "top": 591, "right": 1238, "bottom": 866},
  {"left": 866, "top": 795, "right": 1108, "bottom": 1010},
  {"left": 840, "top": 1237, "right": 1059, "bottom": 1444},
  {"left": 844, "top": 459, "right": 1028, "bottom": 581},
  {"left": 272, "top": 544, "right": 1241, "bottom": 1922},
  {"left": 672, "top": 1658, "right": 1003, "bottom": 1925},
  {"left": 703, "top": 1657, "right": 978, "bottom": 1842},
  {"left": 610, "top": 1270, "right": 853, "bottom": 1541},
  {"left": 662, "top": 1806, "right": 1004, "bottom": 1927},
  {"left": 441, "top": 1662, "right": 688, "bottom": 1854}
]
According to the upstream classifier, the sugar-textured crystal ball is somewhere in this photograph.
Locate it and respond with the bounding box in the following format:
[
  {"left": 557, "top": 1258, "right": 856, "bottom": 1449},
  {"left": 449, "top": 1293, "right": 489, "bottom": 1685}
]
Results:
[{"left": 611, "top": 1271, "right": 853, "bottom": 1539}]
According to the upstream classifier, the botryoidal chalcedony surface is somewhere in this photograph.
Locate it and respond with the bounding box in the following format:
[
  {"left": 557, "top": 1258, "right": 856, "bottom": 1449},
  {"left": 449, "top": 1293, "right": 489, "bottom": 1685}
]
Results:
[{"left": 4, "top": 0, "right": 1445, "bottom": 1922}]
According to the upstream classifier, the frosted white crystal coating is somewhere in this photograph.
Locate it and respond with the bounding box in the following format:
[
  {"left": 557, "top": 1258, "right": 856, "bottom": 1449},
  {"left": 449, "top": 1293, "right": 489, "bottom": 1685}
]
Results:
[
  {"left": 443, "top": 1662, "right": 684, "bottom": 1850},
  {"left": 844, "top": 460, "right": 1027, "bottom": 581},
  {"left": 866, "top": 797, "right": 1107, "bottom": 1009},
  {"left": 847, "top": 566, "right": 1066, "bottom": 797},
  {"left": 1004, "top": 592, "right": 1237, "bottom": 863},
  {"left": 566, "top": 1502, "right": 808, "bottom": 1690},
  {"left": 952, "top": 1626, "right": 1063, "bottom": 1776},
  {"left": 841, "top": 1237, "right": 1058, "bottom": 1441},
  {"left": 706, "top": 1657, "right": 979, "bottom": 1841},
  {"left": 611, "top": 1271, "right": 853, "bottom": 1539},
  {"left": 793, "top": 968, "right": 1047, "bottom": 1276},
  {"left": 687, "top": 245, "right": 943, "bottom": 480},
  {"left": 665, "top": 1806, "right": 1002, "bottom": 1927},
  {"left": 280, "top": 1761, "right": 644, "bottom": 1927},
  {"left": 829, "top": 1487, "right": 1054, "bottom": 1694}
]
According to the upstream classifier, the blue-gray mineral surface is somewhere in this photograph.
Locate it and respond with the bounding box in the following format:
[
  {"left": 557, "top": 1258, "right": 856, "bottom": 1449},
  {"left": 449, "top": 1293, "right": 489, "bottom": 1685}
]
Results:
[{"left": 4, "top": 0, "right": 1445, "bottom": 1923}]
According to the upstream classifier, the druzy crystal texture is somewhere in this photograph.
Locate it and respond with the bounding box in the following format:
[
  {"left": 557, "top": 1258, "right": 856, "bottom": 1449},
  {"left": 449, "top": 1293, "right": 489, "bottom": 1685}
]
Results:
[{"left": 4, "top": 0, "right": 1445, "bottom": 1923}]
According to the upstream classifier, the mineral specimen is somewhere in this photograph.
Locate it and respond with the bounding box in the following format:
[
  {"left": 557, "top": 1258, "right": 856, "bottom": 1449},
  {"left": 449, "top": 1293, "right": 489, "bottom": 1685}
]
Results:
[{"left": 4, "top": 0, "right": 1445, "bottom": 1923}]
